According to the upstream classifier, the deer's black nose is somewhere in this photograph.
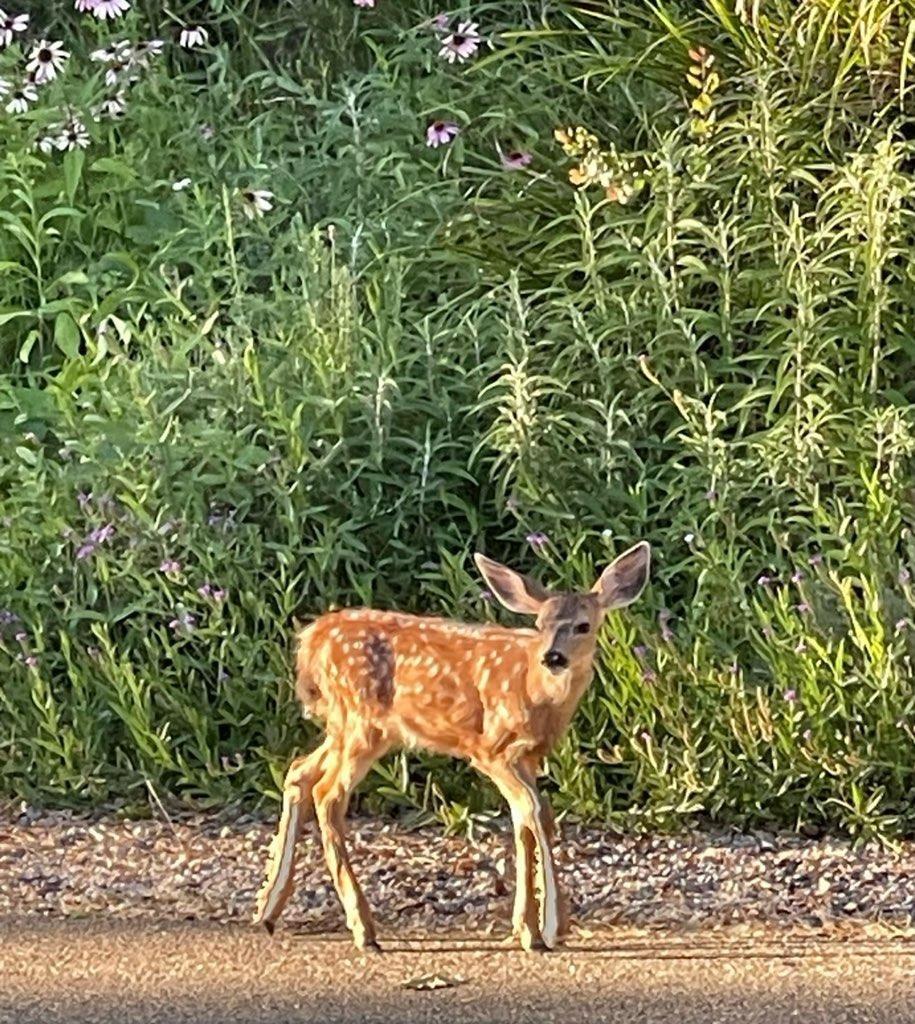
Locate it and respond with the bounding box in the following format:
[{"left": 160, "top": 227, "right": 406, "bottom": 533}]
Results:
[{"left": 542, "top": 649, "right": 568, "bottom": 670}]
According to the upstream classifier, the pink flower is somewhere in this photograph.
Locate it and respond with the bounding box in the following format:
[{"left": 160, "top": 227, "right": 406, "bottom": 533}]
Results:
[
  {"left": 784, "top": 689, "right": 797, "bottom": 702},
  {"left": 430, "top": 13, "right": 450, "bottom": 32},
  {"left": 91, "top": 0, "right": 131, "bottom": 18},
  {"left": 426, "top": 120, "right": 459, "bottom": 148},
  {"left": 353, "top": 0, "right": 375, "bottom": 6},
  {"left": 501, "top": 149, "right": 533, "bottom": 170},
  {"left": 439, "top": 20, "right": 481, "bottom": 63}
]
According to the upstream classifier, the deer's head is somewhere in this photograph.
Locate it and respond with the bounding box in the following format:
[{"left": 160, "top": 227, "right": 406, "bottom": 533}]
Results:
[{"left": 474, "top": 542, "right": 651, "bottom": 676}]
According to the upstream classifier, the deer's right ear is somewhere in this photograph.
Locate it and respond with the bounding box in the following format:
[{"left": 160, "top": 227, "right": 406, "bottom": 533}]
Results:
[{"left": 473, "top": 553, "right": 550, "bottom": 616}]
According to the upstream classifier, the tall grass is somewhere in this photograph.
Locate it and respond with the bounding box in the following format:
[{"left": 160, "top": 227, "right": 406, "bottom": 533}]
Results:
[{"left": 2, "top": 0, "right": 915, "bottom": 839}]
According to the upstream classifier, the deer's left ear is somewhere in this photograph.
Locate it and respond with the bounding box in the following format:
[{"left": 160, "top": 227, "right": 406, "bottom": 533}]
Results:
[{"left": 592, "top": 541, "right": 651, "bottom": 610}]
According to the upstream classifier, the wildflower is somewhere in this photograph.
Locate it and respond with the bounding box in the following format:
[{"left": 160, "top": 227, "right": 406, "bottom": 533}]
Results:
[
  {"left": 757, "top": 574, "right": 772, "bottom": 587},
  {"left": 426, "top": 120, "right": 459, "bottom": 148},
  {"left": 134, "top": 39, "right": 164, "bottom": 63},
  {"left": 55, "top": 118, "right": 91, "bottom": 151},
  {"left": 88, "top": 524, "right": 115, "bottom": 544},
  {"left": 633, "top": 645, "right": 647, "bottom": 661},
  {"left": 5, "top": 82, "right": 37, "bottom": 114},
  {"left": 809, "top": 553, "right": 823, "bottom": 566},
  {"left": 86, "top": 645, "right": 101, "bottom": 659},
  {"left": 430, "top": 13, "right": 450, "bottom": 32},
  {"left": 479, "top": 589, "right": 493, "bottom": 602},
  {"left": 199, "top": 123, "right": 215, "bottom": 141},
  {"left": 501, "top": 149, "right": 533, "bottom": 170},
  {"left": 159, "top": 559, "right": 182, "bottom": 574},
  {"left": 24, "top": 655, "right": 38, "bottom": 668},
  {"left": 783, "top": 689, "right": 797, "bottom": 702},
  {"left": 684, "top": 533, "right": 695, "bottom": 545},
  {"left": 705, "top": 488, "right": 717, "bottom": 502},
  {"left": 0, "top": 9, "right": 28, "bottom": 48},
  {"left": 796, "top": 602, "right": 811, "bottom": 614},
  {"left": 802, "top": 728, "right": 812, "bottom": 742},
  {"left": 14, "top": 631, "right": 26, "bottom": 642},
  {"left": 179, "top": 26, "right": 208, "bottom": 49},
  {"left": 168, "top": 611, "right": 196, "bottom": 634},
  {"left": 90, "top": 0, "right": 131, "bottom": 19},
  {"left": 0, "top": 78, "right": 8, "bottom": 97},
  {"left": 638, "top": 731, "right": 651, "bottom": 744},
  {"left": 239, "top": 188, "right": 274, "bottom": 219},
  {"left": 525, "top": 531, "right": 548, "bottom": 550},
  {"left": 900, "top": 568, "right": 912, "bottom": 585},
  {"left": 728, "top": 661, "right": 739, "bottom": 675},
  {"left": 791, "top": 571, "right": 805, "bottom": 583},
  {"left": 172, "top": 177, "right": 192, "bottom": 191},
  {"left": 761, "top": 625, "right": 774, "bottom": 638},
  {"left": 36, "top": 132, "right": 59, "bottom": 154},
  {"left": 642, "top": 668, "right": 656, "bottom": 683},
  {"left": 74, "top": 0, "right": 96, "bottom": 10},
  {"left": 27, "top": 40, "right": 70, "bottom": 84},
  {"left": 601, "top": 528, "right": 613, "bottom": 541},
  {"left": 0, "top": 610, "right": 19, "bottom": 624},
  {"left": 197, "top": 582, "right": 226, "bottom": 601},
  {"left": 895, "top": 619, "right": 908, "bottom": 633},
  {"left": 76, "top": 543, "right": 96, "bottom": 560},
  {"left": 90, "top": 40, "right": 131, "bottom": 62},
  {"left": 439, "top": 20, "right": 481, "bottom": 63},
  {"left": 92, "top": 91, "right": 128, "bottom": 120},
  {"left": 353, "top": 0, "right": 375, "bottom": 6}
]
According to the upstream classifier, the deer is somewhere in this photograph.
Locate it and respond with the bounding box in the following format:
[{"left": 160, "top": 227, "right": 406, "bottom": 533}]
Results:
[{"left": 253, "top": 541, "right": 650, "bottom": 952}]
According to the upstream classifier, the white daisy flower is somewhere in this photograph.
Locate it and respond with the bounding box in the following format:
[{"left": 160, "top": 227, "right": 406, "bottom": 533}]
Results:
[
  {"left": 172, "top": 177, "right": 192, "bottom": 191},
  {"left": 179, "top": 26, "right": 208, "bottom": 49},
  {"left": 0, "top": 9, "right": 29, "bottom": 48},
  {"left": 0, "top": 77, "right": 9, "bottom": 97},
  {"left": 36, "top": 131, "right": 59, "bottom": 154},
  {"left": 438, "top": 21, "right": 481, "bottom": 63},
  {"left": 92, "top": 91, "right": 127, "bottom": 120},
  {"left": 74, "top": 0, "right": 97, "bottom": 10},
  {"left": 27, "top": 40, "right": 70, "bottom": 84},
  {"left": 134, "top": 38, "right": 164, "bottom": 62},
  {"left": 90, "top": 40, "right": 131, "bottom": 62},
  {"left": 55, "top": 118, "right": 91, "bottom": 151},
  {"left": 5, "top": 81, "right": 37, "bottom": 113},
  {"left": 91, "top": 0, "right": 130, "bottom": 19},
  {"left": 239, "top": 188, "right": 274, "bottom": 219}
]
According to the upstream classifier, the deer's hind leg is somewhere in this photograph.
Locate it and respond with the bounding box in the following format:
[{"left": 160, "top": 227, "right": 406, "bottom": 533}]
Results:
[
  {"left": 254, "top": 738, "right": 333, "bottom": 933},
  {"left": 313, "top": 730, "right": 387, "bottom": 950}
]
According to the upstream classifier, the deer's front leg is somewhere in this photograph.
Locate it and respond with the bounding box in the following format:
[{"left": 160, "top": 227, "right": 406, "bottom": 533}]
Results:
[{"left": 482, "top": 760, "right": 561, "bottom": 951}]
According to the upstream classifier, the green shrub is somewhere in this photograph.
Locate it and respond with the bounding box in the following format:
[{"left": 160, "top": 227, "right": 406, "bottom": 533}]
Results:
[{"left": 2, "top": 0, "right": 915, "bottom": 840}]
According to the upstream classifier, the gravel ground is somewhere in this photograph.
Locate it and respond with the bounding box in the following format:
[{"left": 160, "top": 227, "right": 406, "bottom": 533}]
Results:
[{"left": 3, "top": 802, "right": 915, "bottom": 937}]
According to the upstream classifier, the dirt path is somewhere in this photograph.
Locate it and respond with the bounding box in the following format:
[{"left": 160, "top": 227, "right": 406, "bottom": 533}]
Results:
[{"left": 3, "top": 917, "right": 915, "bottom": 1023}]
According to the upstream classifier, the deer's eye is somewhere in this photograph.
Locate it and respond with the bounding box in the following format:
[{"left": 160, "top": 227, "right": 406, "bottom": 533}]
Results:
[{"left": 574, "top": 622, "right": 590, "bottom": 635}]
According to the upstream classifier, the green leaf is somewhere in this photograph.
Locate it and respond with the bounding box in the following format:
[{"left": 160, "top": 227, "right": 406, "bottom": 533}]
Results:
[
  {"left": 54, "top": 312, "right": 80, "bottom": 359},
  {"left": 63, "top": 149, "right": 86, "bottom": 204}
]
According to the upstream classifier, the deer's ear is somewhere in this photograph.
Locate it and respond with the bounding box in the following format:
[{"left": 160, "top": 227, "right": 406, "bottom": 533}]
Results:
[
  {"left": 592, "top": 542, "right": 651, "bottom": 610},
  {"left": 474, "top": 554, "right": 550, "bottom": 616}
]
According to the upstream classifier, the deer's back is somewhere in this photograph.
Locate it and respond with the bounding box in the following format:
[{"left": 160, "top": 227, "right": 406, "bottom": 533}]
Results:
[{"left": 295, "top": 608, "right": 547, "bottom": 760}]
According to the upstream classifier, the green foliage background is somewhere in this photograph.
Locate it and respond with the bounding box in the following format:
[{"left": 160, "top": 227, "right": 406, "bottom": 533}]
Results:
[{"left": 3, "top": 1, "right": 915, "bottom": 839}]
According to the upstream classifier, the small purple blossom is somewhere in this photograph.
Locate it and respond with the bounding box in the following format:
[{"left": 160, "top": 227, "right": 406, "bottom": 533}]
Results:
[
  {"left": 642, "top": 668, "right": 656, "bottom": 684},
  {"left": 791, "top": 571, "right": 805, "bottom": 583},
  {"left": 761, "top": 625, "right": 775, "bottom": 638},
  {"left": 525, "top": 531, "right": 549, "bottom": 550},
  {"left": 757, "top": 574, "right": 773, "bottom": 587},
  {"left": 501, "top": 149, "right": 533, "bottom": 170},
  {"left": 705, "top": 488, "right": 717, "bottom": 502},
  {"left": 632, "top": 645, "right": 647, "bottom": 661},
  {"left": 430, "top": 13, "right": 450, "bottom": 32},
  {"left": 197, "top": 583, "right": 227, "bottom": 601},
  {"left": 899, "top": 568, "right": 912, "bottom": 585},
  {"left": 88, "top": 524, "right": 115, "bottom": 545},
  {"left": 802, "top": 728, "right": 812, "bottom": 742},
  {"left": 160, "top": 559, "right": 182, "bottom": 574},
  {"left": 426, "top": 120, "right": 460, "bottom": 148},
  {"left": 76, "top": 543, "right": 96, "bottom": 560},
  {"left": 438, "top": 20, "right": 481, "bottom": 63},
  {"left": 796, "top": 602, "right": 811, "bottom": 614},
  {"left": 809, "top": 553, "right": 823, "bottom": 566},
  {"left": 895, "top": 619, "right": 908, "bottom": 633},
  {"left": 24, "top": 655, "right": 38, "bottom": 668},
  {"left": 783, "top": 689, "right": 797, "bottom": 702},
  {"left": 479, "top": 589, "right": 493, "bottom": 602},
  {"left": 86, "top": 645, "right": 101, "bottom": 659},
  {"left": 638, "top": 731, "right": 651, "bottom": 744},
  {"left": 0, "top": 610, "right": 19, "bottom": 625},
  {"left": 168, "top": 611, "right": 196, "bottom": 634}
]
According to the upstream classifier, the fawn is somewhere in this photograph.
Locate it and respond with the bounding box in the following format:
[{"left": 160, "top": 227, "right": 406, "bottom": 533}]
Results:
[{"left": 253, "top": 541, "right": 650, "bottom": 951}]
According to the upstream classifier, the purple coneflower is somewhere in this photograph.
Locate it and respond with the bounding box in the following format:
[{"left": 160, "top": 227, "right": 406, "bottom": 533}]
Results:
[
  {"left": 239, "top": 188, "right": 274, "bottom": 219},
  {"left": 27, "top": 40, "right": 69, "bottom": 83},
  {"left": 439, "top": 20, "right": 481, "bottom": 63},
  {"left": 55, "top": 118, "right": 91, "bottom": 151},
  {"left": 0, "top": 9, "right": 28, "bottom": 47},
  {"left": 179, "top": 26, "right": 208, "bottom": 49},
  {"left": 501, "top": 149, "right": 533, "bottom": 171},
  {"left": 5, "top": 81, "right": 37, "bottom": 114},
  {"left": 426, "top": 120, "right": 459, "bottom": 148},
  {"left": 86, "top": 0, "right": 131, "bottom": 19}
]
